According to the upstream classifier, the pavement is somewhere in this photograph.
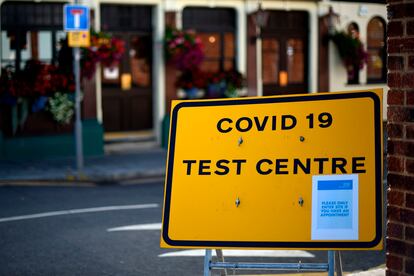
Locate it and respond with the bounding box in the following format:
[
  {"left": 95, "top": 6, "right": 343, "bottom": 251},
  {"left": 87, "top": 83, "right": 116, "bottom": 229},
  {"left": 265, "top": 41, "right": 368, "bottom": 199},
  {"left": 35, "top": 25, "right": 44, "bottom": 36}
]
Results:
[
  {"left": 0, "top": 139, "right": 167, "bottom": 184},
  {"left": 248, "top": 268, "right": 386, "bottom": 275}
]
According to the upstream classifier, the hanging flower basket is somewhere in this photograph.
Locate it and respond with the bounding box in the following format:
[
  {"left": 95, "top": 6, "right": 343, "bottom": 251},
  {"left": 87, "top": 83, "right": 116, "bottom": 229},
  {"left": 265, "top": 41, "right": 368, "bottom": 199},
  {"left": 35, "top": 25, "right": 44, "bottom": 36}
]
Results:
[
  {"left": 81, "top": 31, "right": 126, "bottom": 79},
  {"left": 165, "top": 27, "right": 204, "bottom": 71},
  {"left": 330, "top": 31, "right": 368, "bottom": 80}
]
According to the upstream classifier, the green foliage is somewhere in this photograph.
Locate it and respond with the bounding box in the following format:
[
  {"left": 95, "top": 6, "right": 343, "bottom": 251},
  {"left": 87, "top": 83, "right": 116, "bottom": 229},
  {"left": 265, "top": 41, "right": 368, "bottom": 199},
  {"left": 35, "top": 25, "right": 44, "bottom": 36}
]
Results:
[
  {"left": 330, "top": 31, "right": 367, "bottom": 69},
  {"left": 47, "top": 92, "right": 74, "bottom": 124}
]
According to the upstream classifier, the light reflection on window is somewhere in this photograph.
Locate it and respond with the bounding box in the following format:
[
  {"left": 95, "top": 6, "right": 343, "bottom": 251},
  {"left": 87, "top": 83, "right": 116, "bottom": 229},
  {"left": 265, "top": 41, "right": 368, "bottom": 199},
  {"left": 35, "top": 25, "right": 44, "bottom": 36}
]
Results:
[{"left": 287, "top": 39, "right": 304, "bottom": 84}]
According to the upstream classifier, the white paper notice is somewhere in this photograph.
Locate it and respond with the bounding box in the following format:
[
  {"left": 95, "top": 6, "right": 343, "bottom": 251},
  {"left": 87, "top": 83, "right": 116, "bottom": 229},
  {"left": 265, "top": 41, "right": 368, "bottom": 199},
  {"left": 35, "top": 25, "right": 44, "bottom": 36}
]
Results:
[
  {"left": 104, "top": 67, "right": 119, "bottom": 80},
  {"left": 311, "top": 174, "right": 359, "bottom": 240}
]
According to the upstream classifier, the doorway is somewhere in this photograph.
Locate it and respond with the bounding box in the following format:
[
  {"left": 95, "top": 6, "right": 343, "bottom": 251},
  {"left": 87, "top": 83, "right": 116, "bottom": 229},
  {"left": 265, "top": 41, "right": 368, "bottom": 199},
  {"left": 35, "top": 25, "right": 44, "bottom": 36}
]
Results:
[
  {"left": 100, "top": 4, "right": 153, "bottom": 132},
  {"left": 262, "top": 11, "right": 309, "bottom": 96}
]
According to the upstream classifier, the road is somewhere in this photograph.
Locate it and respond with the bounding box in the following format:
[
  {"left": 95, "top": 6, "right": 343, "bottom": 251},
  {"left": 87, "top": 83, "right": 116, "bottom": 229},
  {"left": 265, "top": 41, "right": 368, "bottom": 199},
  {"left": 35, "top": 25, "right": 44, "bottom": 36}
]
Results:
[{"left": 0, "top": 181, "right": 385, "bottom": 275}]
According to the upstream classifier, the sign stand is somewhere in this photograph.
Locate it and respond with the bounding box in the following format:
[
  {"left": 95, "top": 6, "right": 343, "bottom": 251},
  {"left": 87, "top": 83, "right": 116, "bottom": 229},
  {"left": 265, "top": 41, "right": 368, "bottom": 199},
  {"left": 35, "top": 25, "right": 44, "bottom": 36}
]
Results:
[{"left": 203, "top": 249, "right": 339, "bottom": 276}]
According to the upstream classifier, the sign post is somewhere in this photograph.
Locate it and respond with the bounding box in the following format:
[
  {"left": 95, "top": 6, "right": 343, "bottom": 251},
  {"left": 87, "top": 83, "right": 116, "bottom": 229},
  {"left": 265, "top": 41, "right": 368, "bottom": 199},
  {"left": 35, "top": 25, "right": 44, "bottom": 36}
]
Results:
[
  {"left": 63, "top": 3, "right": 90, "bottom": 177},
  {"left": 161, "top": 90, "right": 383, "bottom": 273}
]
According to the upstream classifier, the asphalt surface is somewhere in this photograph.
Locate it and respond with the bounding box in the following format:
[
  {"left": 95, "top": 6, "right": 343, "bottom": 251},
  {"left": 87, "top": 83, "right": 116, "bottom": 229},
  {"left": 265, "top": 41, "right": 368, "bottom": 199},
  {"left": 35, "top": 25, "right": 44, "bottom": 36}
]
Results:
[
  {"left": 0, "top": 182, "right": 385, "bottom": 276},
  {"left": 0, "top": 147, "right": 167, "bottom": 182}
]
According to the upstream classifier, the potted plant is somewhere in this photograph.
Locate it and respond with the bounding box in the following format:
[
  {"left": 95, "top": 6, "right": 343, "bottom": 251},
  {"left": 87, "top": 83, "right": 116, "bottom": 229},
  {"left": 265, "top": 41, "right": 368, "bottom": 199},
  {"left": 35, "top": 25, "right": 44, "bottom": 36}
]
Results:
[
  {"left": 175, "top": 70, "right": 207, "bottom": 99},
  {"left": 0, "top": 60, "right": 76, "bottom": 135},
  {"left": 205, "top": 70, "right": 245, "bottom": 98}
]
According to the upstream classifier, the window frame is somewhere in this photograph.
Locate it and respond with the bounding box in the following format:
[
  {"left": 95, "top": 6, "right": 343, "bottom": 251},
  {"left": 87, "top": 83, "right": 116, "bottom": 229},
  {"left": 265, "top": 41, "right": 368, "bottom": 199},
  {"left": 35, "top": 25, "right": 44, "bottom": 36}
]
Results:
[
  {"left": 366, "top": 16, "right": 387, "bottom": 84},
  {"left": 182, "top": 7, "right": 237, "bottom": 72},
  {"left": 1, "top": 1, "right": 65, "bottom": 71}
]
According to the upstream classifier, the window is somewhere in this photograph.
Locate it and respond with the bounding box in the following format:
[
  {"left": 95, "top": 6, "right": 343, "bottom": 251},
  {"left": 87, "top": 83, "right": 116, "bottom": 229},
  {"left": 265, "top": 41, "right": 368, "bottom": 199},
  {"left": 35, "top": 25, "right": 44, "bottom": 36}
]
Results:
[
  {"left": 183, "top": 7, "right": 236, "bottom": 72},
  {"left": 286, "top": 39, "right": 305, "bottom": 84},
  {"left": 367, "top": 17, "right": 386, "bottom": 83},
  {"left": 130, "top": 35, "right": 151, "bottom": 87},
  {"left": 1, "top": 2, "right": 64, "bottom": 70},
  {"left": 261, "top": 10, "right": 309, "bottom": 95},
  {"left": 262, "top": 38, "right": 279, "bottom": 84}
]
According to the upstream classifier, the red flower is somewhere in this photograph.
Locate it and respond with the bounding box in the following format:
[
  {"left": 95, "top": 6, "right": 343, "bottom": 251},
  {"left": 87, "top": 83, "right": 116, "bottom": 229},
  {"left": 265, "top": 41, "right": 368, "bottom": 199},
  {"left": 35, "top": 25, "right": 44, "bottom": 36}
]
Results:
[
  {"left": 175, "top": 70, "right": 207, "bottom": 90},
  {"left": 1, "top": 59, "right": 76, "bottom": 102},
  {"left": 81, "top": 31, "right": 126, "bottom": 79},
  {"left": 165, "top": 27, "right": 205, "bottom": 71}
]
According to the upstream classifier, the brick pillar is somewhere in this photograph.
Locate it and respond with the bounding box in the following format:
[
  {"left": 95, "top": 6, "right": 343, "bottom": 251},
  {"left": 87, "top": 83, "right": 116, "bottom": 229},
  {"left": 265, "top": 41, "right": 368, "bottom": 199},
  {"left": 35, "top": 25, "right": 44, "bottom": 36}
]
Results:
[{"left": 386, "top": 1, "right": 414, "bottom": 275}]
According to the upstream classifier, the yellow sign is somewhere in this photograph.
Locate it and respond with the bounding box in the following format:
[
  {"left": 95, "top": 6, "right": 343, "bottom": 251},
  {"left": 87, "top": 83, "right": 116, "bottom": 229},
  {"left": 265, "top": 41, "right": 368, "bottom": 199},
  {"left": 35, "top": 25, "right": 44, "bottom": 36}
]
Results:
[
  {"left": 161, "top": 90, "right": 383, "bottom": 250},
  {"left": 68, "top": 31, "right": 90, "bottom": 47}
]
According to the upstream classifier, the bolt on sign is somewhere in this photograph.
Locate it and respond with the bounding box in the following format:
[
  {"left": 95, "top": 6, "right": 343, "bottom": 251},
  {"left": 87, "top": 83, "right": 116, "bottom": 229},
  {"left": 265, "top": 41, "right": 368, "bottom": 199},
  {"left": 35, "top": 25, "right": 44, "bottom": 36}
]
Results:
[{"left": 161, "top": 89, "right": 383, "bottom": 250}]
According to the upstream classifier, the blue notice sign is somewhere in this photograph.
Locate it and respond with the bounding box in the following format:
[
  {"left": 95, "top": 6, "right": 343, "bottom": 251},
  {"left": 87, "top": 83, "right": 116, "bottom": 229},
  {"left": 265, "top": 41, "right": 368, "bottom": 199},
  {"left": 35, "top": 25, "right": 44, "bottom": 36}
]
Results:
[
  {"left": 311, "top": 175, "right": 359, "bottom": 240},
  {"left": 64, "top": 5, "right": 90, "bottom": 31}
]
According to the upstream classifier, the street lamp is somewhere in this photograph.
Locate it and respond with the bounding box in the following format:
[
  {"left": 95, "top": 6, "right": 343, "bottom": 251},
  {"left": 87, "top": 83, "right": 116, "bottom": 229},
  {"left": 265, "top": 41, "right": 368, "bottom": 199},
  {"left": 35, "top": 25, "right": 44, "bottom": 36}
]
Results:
[
  {"left": 325, "top": 6, "right": 339, "bottom": 36},
  {"left": 252, "top": 2, "right": 269, "bottom": 97},
  {"left": 253, "top": 3, "right": 269, "bottom": 38}
]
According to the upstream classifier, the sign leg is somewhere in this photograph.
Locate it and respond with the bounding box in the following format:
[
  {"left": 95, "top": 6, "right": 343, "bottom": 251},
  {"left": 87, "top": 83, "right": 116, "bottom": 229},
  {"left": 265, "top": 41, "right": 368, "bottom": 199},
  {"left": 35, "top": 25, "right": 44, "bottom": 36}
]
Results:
[
  {"left": 328, "top": 250, "right": 335, "bottom": 276},
  {"left": 215, "top": 249, "right": 227, "bottom": 276},
  {"left": 204, "top": 249, "right": 212, "bottom": 276},
  {"left": 335, "top": 251, "right": 343, "bottom": 276}
]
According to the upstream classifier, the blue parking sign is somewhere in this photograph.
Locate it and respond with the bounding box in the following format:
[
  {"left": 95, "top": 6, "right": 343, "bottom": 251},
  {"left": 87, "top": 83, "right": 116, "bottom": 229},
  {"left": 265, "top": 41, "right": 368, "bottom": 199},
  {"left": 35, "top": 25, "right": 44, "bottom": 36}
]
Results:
[{"left": 64, "top": 5, "right": 89, "bottom": 31}]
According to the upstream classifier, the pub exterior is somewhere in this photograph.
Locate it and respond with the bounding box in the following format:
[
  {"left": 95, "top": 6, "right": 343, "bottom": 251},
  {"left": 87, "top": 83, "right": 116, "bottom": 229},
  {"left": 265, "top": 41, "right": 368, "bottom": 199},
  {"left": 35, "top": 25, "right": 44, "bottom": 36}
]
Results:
[{"left": 0, "top": 0, "right": 387, "bottom": 159}]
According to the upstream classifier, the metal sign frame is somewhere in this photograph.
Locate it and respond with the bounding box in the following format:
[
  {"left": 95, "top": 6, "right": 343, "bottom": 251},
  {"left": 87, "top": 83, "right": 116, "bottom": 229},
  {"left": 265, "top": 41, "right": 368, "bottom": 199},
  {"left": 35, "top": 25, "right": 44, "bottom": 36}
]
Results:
[
  {"left": 161, "top": 91, "right": 383, "bottom": 249},
  {"left": 203, "top": 249, "right": 339, "bottom": 276},
  {"left": 64, "top": 4, "right": 90, "bottom": 31}
]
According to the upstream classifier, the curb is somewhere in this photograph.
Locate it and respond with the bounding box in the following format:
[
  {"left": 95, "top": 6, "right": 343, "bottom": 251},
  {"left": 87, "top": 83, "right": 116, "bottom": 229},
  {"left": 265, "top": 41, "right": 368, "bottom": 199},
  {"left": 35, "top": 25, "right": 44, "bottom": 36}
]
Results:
[{"left": 0, "top": 172, "right": 166, "bottom": 187}]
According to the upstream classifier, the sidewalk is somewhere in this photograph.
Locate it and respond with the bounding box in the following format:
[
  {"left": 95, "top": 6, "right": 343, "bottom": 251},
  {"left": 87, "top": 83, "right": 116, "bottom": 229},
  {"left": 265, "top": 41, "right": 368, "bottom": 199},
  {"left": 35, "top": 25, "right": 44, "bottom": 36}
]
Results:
[
  {"left": 246, "top": 268, "right": 385, "bottom": 275},
  {"left": 0, "top": 142, "right": 167, "bottom": 183}
]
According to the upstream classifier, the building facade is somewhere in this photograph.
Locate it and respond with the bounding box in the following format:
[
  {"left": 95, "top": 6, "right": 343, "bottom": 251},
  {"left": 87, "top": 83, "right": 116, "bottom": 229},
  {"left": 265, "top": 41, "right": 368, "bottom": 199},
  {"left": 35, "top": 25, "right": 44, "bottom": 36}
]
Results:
[{"left": 0, "top": 0, "right": 387, "bottom": 159}]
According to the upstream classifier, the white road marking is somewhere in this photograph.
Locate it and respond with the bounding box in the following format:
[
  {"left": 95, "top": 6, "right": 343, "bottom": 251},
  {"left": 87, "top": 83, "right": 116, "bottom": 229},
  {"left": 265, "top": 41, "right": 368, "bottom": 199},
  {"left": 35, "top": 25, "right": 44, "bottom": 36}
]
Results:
[
  {"left": 348, "top": 268, "right": 385, "bottom": 276},
  {"left": 107, "top": 223, "right": 162, "bottom": 232},
  {"left": 108, "top": 224, "right": 315, "bottom": 259},
  {"left": 158, "top": 249, "right": 314, "bottom": 258},
  {"left": 0, "top": 204, "right": 159, "bottom": 223}
]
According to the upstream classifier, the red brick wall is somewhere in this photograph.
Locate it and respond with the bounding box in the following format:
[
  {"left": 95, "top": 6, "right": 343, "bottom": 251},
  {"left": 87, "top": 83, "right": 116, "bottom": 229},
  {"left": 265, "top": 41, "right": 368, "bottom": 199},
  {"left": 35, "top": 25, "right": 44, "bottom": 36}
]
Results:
[{"left": 386, "top": 0, "right": 414, "bottom": 275}]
